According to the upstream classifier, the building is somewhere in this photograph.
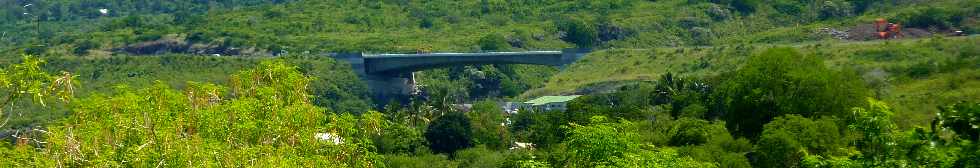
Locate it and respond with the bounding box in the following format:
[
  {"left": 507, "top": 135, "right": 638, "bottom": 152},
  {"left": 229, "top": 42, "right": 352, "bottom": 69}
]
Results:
[
  {"left": 501, "top": 102, "right": 522, "bottom": 114},
  {"left": 521, "top": 95, "right": 581, "bottom": 112}
]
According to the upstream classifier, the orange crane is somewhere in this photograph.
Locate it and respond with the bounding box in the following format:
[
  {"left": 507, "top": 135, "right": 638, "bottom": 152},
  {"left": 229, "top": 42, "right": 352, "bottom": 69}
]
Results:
[{"left": 875, "top": 18, "right": 903, "bottom": 39}]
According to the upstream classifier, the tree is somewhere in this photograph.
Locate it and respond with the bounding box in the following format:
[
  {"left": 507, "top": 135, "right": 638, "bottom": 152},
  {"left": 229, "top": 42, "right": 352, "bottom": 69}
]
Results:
[
  {"left": 849, "top": 98, "right": 901, "bottom": 167},
  {"left": 669, "top": 118, "right": 711, "bottom": 146},
  {"left": 22, "top": 59, "right": 383, "bottom": 167},
  {"left": 563, "top": 116, "right": 716, "bottom": 167},
  {"left": 936, "top": 102, "right": 980, "bottom": 142},
  {"left": 754, "top": 115, "right": 845, "bottom": 167},
  {"left": 936, "top": 102, "right": 980, "bottom": 167},
  {"left": 601, "top": 148, "right": 718, "bottom": 168},
  {"left": 557, "top": 16, "right": 598, "bottom": 48},
  {"left": 717, "top": 48, "right": 869, "bottom": 138},
  {"left": 564, "top": 116, "right": 638, "bottom": 167},
  {"left": 426, "top": 112, "right": 474, "bottom": 155},
  {"left": 564, "top": 116, "right": 635, "bottom": 166},
  {"left": 0, "top": 56, "right": 75, "bottom": 129},
  {"left": 468, "top": 100, "right": 510, "bottom": 150}
]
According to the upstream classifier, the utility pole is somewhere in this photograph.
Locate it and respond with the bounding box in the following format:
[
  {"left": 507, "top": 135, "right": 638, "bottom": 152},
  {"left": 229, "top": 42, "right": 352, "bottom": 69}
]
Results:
[{"left": 23, "top": 4, "right": 43, "bottom": 49}]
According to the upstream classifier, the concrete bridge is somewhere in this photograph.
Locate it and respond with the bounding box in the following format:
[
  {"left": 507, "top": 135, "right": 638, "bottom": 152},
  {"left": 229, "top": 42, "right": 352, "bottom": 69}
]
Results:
[{"left": 332, "top": 49, "right": 590, "bottom": 101}]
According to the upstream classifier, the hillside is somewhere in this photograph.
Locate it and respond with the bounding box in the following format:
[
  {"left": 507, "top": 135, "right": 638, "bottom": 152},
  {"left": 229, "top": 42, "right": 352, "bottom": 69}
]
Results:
[
  {"left": 1, "top": 0, "right": 979, "bottom": 167},
  {"left": 527, "top": 36, "right": 979, "bottom": 128},
  {"left": 3, "top": 0, "right": 976, "bottom": 55}
]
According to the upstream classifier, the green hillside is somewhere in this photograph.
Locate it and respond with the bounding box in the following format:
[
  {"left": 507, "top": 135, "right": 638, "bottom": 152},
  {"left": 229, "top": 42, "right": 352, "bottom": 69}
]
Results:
[
  {"left": 3, "top": 0, "right": 976, "bottom": 55},
  {"left": 1, "top": 0, "right": 979, "bottom": 167},
  {"left": 527, "top": 36, "right": 979, "bottom": 128}
]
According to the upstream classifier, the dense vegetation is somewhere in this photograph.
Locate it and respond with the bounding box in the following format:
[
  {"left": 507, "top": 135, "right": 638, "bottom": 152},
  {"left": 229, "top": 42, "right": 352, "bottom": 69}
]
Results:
[{"left": 0, "top": 0, "right": 978, "bottom": 167}]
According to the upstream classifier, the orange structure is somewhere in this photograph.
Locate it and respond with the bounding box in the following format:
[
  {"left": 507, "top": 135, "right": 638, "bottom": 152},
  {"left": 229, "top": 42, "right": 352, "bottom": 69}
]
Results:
[{"left": 875, "top": 18, "right": 903, "bottom": 39}]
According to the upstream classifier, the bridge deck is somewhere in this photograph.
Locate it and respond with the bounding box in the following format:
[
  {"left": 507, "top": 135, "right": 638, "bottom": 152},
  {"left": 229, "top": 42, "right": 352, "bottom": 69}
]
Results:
[{"left": 363, "top": 51, "right": 562, "bottom": 58}]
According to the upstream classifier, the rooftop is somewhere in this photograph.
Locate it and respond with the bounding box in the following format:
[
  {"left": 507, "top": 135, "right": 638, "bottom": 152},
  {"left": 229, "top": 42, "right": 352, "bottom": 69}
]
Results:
[{"left": 524, "top": 95, "right": 581, "bottom": 106}]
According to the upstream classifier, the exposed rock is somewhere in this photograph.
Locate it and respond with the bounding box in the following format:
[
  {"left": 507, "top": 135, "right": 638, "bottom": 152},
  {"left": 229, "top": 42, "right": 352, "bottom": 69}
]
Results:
[{"left": 117, "top": 38, "right": 189, "bottom": 55}]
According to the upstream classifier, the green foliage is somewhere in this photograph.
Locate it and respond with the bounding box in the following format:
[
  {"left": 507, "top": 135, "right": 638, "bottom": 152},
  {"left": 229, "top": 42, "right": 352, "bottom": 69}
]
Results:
[
  {"left": 515, "top": 159, "right": 551, "bottom": 168},
  {"left": 669, "top": 118, "right": 711, "bottom": 146},
  {"left": 754, "top": 115, "right": 846, "bottom": 168},
  {"left": 468, "top": 100, "right": 511, "bottom": 150},
  {"left": 600, "top": 148, "right": 718, "bottom": 168},
  {"left": 383, "top": 153, "right": 458, "bottom": 168},
  {"left": 680, "top": 104, "right": 708, "bottom": 119},
  {"left": 718, "top": 47, "right": 869, "bottom": 138},
  {"left": 454, "top": 146, "right": 507, "bottom": 168},
  {"left": 557, "top": 16, "right": 598, "bottom": 48},
  {"left": 676, "top": 120, "right": 753, "bottom": 168},
  {"left": 0, "top": 1, "right": 977, "bottom": 167},
  {"left": 848, "top": 98, "right": 901, "bottom": 167},
  {"left": 510, "top": 107, "right": 571, "bottom": 148},
  {"left": 564, "top": 116, "right": 637, "bottom": 166},
  {"left": 72, "top": 40, "right": 99, "bottom": 56},
  {"left": 0, "top": 56, "right": 75, "bottom": 128},
  {"left": 937, "top": 102, "right": 980, "bottom": 142},
  {"left": 703, "top": 0, "right": 760, "bottom": 14},
  {"left": 897, "top": 7, "right": 963, "bottom": 30},
  {"left": 479, "top": 33, "right": 510, "bottom": 51},
  {"left": 1, "top": 59, "right": 382, "bottom": 167},
  {"left": 561, "top": 116, "right": 717, "bottom": 167},
  {"left": 425, "top": 112, "right": 474, "bottom": 155},
  {"left": 372, "top": 117, "right": 426, "bottom": 154}
]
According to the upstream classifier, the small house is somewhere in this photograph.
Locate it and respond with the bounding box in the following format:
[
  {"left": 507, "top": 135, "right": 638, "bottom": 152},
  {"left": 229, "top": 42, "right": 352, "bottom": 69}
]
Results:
[{"left": 522, "top": 95, "right": 581, "bottom": 112}]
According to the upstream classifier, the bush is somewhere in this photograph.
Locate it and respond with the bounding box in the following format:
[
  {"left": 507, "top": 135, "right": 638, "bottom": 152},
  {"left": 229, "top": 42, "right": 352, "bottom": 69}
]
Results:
[
  {"left": 670, "top": 118, "right": 711, "bottom": 146},
  {"left": 899, "top": 7, "right": 955, "bottom": 30},
  {"left": 455, "top": 146, "right": 507, "bottom": 168},
  {"left": 557, "top": 16, "right": 598, "bottom": 48},
  {"left": 384, "top": 154, "right": 458, "bottom": 168},
  {"left": 425, "top": 112, "right": 474, "bottom": 155},
  {"left": 478, "top": 33, "right": 509, "bottom": 51},
  {"left": 563, "top": 116, "right": 636, "bottom": 166},
  {"left": 468, "top": 100, "right": 511, "bottom": 150},
  {"left": 680, "top": 104, "right": 707, "bottom": 119},
  {"left": 73, "top": 40, "right": 100, "bottom": 55},
  {"left": 754, "top": 114, "right": 845, "bottom": 168},
  {"left": 707, "top": 0, "right": 760, "bottom": 14},
  {"left": 420, "top": 17, "right": 435, "bottom": 29},
  {"left": 817, "top": 0, "right": 854, "bottom": 20},
  {"left": 374, "top": 122, "right": 426, "bottom": 154},
  {"left": 937, "top": 102, "right": 980, "bottom": 142}
]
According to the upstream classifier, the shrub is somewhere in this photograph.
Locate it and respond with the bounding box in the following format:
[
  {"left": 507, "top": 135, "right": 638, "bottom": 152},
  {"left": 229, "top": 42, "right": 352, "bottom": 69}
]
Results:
[
  {"left": 478, "top": 33, "right": 509, "bottom": 51},
  {"left": 420, "top": 17, "right": 434, "bottom": 29},
  {"left": 384, "top": 154, "right": 458, "bottom": 168},
  {"left": 557, "top": 16, "right": 598, "bottom": 48},
  {"left": 455, "top": 146, "right": 507, "bottom": 168},
  {"left": 754, "top": 114, "right": 845, "bottom": 168},
  {"left": 670, "top": 118, "right": 711, "bottom": 146},
  {"left": 937, "top": 102, "right": 980, "bottom": 142},
  {"left": 899, "top": 7, "right": 955, "bottom": 30},
  {"left": 468, "top": 100, "right": 511, "bottom": 150},
  {"left": 425, "top": 112, "right": 474, "bottom": 155},
  {"left": 680, "top": 104, "right": 707, "bottom": 119},
  {"left": 73, "top": 40, "right": 100, "bottom": 55},
  {"left": 564, "top": 116, "right": 636, "bottom": 166},
  {"left": 707, "top": 0, "right": 760, "bottom": 14}
]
